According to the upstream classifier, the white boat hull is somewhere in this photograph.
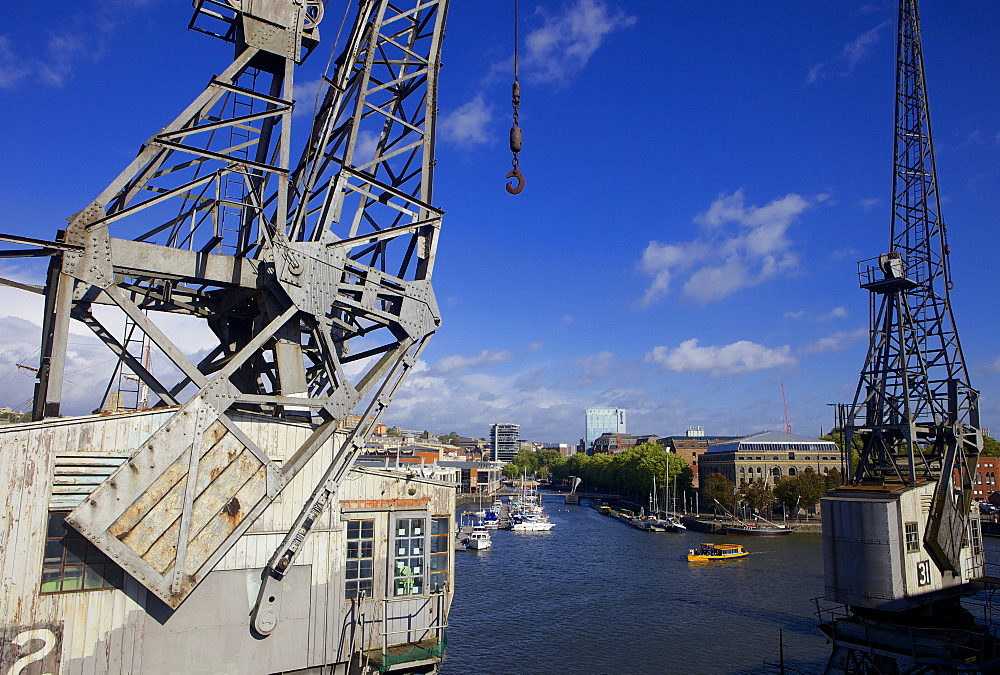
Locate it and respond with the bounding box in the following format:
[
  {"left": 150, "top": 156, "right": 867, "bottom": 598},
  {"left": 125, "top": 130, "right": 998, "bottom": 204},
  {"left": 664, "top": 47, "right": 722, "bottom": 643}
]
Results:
[{"left": 511, "top": 522, "right": 555, "bottom": 531}]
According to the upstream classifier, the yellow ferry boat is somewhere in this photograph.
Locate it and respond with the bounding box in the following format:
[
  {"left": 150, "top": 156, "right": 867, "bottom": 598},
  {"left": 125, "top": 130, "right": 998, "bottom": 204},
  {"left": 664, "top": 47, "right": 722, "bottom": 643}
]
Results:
[{"left": 687, "top": 542, "right": 749, "bottom": 562}]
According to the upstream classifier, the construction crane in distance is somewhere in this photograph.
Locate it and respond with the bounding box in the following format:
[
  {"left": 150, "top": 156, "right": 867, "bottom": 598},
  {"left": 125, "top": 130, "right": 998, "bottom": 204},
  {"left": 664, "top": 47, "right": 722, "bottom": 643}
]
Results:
[{"left": 820, "top": 0, "right": 997, "bottom": 671}]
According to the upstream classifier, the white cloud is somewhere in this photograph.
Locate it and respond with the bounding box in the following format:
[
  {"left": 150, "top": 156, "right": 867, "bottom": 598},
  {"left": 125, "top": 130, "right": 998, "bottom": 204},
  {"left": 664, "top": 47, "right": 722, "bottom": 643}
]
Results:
[
  {"left": 37, "top": 32, "right": 89, "bottom": 87},
  {"left": 292, "top": 77, "right": 325, "bottom": 116},
  {"left": 524, "top": 0, "right": 636, "bottom": 85},
  {"left": 389, "top": 362, "right": 584, "bottom": 441},
  {"left": 818, "top": 306, "right": 849, "bottom": 321},
  {"left": 0, "top": 35, "right": 29, "bottom": 89},
  {"left": 440, "top": 93, "right": 492, "bottom": 146},
  {"left": 575, "top": 351, "right": 615, "bottom": 380},
  {"left": 637, "top": 189, "right": 811, "bottom": 307},
  {"left": 857, "top": 197, "right": 880, "bottom": 212},
  {"left": 799, "top": 328, "right": 868, "bottom": 355},
  {"left": 429, "top": 349, "right": 511, "bottom": 376},
  {"left": 807, "top": 21, "right": 890, "bottom": 85},
  {"left": 0, "top": 316, "right": 119, "bottom": 415},
  {"left": 784, "top": 309, "right": 806, "bottom": 319},
  {"left": 645, "top": 338, "right": 796, "bottom": 377},
  {"left": 0, "top": 272, "right": 227, "bottom": 415}
]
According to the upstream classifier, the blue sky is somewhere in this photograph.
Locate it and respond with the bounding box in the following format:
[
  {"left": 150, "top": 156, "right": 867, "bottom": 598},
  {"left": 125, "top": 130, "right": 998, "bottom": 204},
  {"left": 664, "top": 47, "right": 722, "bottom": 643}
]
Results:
[{"left": 1, "top": 1, "right": 998, "bottom": 446}]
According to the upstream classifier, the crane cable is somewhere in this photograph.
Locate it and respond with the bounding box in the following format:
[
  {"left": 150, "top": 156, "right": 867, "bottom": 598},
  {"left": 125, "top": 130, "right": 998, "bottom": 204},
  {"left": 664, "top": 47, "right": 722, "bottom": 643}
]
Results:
[{"left": 506, "top": 0, "right": 525, "bottom": 195}]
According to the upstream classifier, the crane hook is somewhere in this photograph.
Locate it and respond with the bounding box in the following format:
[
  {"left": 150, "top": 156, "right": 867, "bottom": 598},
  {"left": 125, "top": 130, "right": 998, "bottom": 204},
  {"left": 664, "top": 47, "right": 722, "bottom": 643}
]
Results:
[
  {"left": 506, "top": 0, "right": 524, "bottom": 196},
  {"left": 506, "top": 168, "right": 525, "bottom": 195}
]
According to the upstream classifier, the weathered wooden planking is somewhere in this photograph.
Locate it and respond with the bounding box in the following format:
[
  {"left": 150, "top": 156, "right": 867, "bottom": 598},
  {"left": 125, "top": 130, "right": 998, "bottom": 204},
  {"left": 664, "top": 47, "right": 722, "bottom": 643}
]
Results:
[
  {"left": 67, "top": 399, "right": 286, "bottom": 607},
  {"left": 111, "top": 426, "right": 237, "bottom": 554}
]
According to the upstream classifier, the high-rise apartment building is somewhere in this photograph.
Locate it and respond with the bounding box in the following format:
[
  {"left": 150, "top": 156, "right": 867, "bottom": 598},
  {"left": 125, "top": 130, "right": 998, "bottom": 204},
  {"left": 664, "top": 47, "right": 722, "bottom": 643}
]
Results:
[
  {"left": 489, "top": 423, "right": 520, "bottom": 463},
  {"left": 585, "top": 407, "right": 626, "bottom": 454}
]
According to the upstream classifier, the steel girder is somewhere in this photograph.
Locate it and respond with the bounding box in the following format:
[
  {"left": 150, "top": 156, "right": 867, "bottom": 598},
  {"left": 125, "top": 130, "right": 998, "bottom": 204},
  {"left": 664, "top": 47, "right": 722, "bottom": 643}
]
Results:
[{"left": 0, "top": 0, "right": 449, "bottom": 609}]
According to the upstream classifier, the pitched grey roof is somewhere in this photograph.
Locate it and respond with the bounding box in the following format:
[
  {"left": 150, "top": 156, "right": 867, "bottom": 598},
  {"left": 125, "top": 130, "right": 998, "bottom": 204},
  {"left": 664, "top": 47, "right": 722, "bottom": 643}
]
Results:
[{"left": 706, "top": 430, "right": 836, "bottom": 453}]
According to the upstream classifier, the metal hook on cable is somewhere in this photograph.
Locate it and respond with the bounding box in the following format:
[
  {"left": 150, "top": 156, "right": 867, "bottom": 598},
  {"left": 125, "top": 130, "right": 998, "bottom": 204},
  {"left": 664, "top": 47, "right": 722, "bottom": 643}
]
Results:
[
  {"left": 506, "top": 0, "right": 524, "bottom": 195},
  {"left": 507, "top": 89, "right": 524, "bottom": 195},
  {"left": 506, "top": 168, "right": 524, "bottom": 195}
]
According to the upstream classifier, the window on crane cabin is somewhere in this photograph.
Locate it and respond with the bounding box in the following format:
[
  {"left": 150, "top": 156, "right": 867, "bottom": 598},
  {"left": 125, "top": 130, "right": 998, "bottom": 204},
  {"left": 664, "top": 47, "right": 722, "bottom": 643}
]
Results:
[
  {"left": 392, "top": 517, "right": 426, "bottom": 596},
  {"left": 904, "top": 522, "right": 920, "bottom": 553},
  {"left": 345, "top": 519, "right": 374, "bottom": 600},
  {"left": 41, "top": 511, "right": 126, "bottom": 594},
  {"left": 971, "top": 522, "right": 983, "bottom": 557},
  {"left": 389, "top": 515, "right": 451, "bottom": 597},
  {"left": 429, "top": 517, "right": 449, "bottom": 592}
]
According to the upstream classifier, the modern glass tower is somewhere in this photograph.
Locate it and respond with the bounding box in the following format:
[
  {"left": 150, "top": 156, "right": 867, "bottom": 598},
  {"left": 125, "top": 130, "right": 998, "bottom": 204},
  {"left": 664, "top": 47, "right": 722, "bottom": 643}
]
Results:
[
  {"left": 585, "top": 407, "right": 626, "bottom": 454},
  {"left": 489, "top": 423, "right": 520, "bottom": 463}
]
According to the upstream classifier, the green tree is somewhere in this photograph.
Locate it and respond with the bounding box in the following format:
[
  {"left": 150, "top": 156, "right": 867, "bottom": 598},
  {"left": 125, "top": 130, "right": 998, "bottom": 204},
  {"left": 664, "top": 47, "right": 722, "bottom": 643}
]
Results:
[
  {"left": 824, "top": 467, "right": 844, "bottom": 489},
  {"left": 742, "top": 479, "right": 774, "bottom": 515},
  {"left": 582, "top": 452, "right": 614, "bottom": 492},
  {"left": 773, "top": 476, "right": 801, "bottom": 515},
  {"left": 773, "top": 472, "right": 826, "bottom": 517},
  {"left": 704, "top": 472, "right": 736, "bottom": 513},
  {"left": 534, "top": 448, "right": 565, "bottom": 479},
  {"left": 797, "top": 469, "right": 825, "bottom": 512},
  {"left": 982, "top": 434, "right": 1000, "bottom": 457},
  {"left": 821, "top": 428, "right": 863, "bottom": 473}
]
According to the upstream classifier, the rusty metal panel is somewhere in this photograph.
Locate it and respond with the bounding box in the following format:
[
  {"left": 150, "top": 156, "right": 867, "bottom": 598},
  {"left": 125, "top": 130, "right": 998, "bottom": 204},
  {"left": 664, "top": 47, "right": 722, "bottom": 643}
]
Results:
[{"left": 66, "top": 402, "right": 286, "bottom": 608}]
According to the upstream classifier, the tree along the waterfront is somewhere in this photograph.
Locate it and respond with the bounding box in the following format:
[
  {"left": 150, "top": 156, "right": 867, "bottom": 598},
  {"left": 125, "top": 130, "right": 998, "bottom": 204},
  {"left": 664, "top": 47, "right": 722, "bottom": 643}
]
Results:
[
  {"left": 503, "top": 447, "right": 564, "bottom": 479},
  {"left": 740, "top": 479, "right": 774, "bottom": 515},
  {"left": 773, "top": 470, "right": 826, "bottom": 517},
  {"left": 542, "top": 442, "right": 692, "bottom": 499},
  {"left": 704, "top": 472, "right": 737, "bottom": 513}
]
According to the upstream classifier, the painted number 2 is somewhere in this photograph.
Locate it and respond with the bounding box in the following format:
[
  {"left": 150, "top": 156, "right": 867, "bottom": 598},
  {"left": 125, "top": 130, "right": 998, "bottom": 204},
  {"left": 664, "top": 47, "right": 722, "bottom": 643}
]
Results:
[
  {"left": 916, "top": 560, "right": 932, "bottom": 587},
  {"left": 2, "top": 626, "right": 61, "bottom": 675}
]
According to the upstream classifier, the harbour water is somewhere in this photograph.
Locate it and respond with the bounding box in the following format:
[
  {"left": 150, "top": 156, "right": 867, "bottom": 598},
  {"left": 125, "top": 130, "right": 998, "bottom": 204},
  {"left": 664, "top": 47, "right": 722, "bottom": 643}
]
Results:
[{"left": 442, "top": 493, "right": 829, "bottom": 675}]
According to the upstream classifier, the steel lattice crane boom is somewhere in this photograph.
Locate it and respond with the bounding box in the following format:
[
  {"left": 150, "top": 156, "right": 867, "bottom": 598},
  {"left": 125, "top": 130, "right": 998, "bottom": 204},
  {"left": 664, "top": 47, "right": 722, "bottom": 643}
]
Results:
[
  {"left": 0, "top": 0, "right": 448, "bottom": 610},
  {"left": 820, "top": 1, "right": 993, "bottom": 671}
]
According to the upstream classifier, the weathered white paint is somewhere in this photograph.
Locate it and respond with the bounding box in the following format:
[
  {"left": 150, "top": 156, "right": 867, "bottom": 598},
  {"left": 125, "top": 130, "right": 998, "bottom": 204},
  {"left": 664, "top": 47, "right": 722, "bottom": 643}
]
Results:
[{"left": 0, "top": 408, "right": 455, "bottom": 674}]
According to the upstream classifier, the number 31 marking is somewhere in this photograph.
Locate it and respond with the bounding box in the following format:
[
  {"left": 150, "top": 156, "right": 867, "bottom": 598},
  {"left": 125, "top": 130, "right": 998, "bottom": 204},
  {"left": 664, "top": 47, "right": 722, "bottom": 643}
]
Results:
[{"left": 916, "top": 560, "right": 932, "bottom": 587}]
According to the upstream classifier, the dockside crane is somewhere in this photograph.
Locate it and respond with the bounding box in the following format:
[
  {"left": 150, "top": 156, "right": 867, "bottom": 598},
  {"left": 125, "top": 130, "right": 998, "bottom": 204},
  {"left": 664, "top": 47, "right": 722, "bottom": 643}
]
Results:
[
  {"left": 0, "top": 0, "right": 448, "bottom": 612},
  {"left": 820, "top": 0, "right": 997, "bottom": 671}
]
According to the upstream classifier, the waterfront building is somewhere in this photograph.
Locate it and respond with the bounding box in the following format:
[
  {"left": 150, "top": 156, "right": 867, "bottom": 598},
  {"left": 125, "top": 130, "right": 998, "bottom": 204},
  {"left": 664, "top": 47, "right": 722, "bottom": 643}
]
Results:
[
  {"left": 592, "top": 432, "right": 638, "bottom": 455},
  {"left": 585, "top": 407, "right": 626, "bottom": 454},
  {"left": 542, "top": 442, "right": 577, "bottom": 457},
  {"left": 698, "top": 431, "right": 841, "bottom": 497},
  {"left": 438, "top": 461, "right": 503, "bottom": 494},
  {"left": 972, "top": 456, "right": 1000, "bottom": 501},
  {"left": 660, "top": 427, "right": 740, "bottom": 488},
  {"left": 489, "top": 422, "right": 520, "bottom": 463}
]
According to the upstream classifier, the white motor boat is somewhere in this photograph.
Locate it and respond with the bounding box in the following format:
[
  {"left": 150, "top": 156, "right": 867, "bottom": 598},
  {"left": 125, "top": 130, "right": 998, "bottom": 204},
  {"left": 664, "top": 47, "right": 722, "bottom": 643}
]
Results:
[
  {"left": 510, "top": 514, "right": 554, "bottom": 532},
  {"left": 464, "top": 525, "right": 492, "bottom": 550}
]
